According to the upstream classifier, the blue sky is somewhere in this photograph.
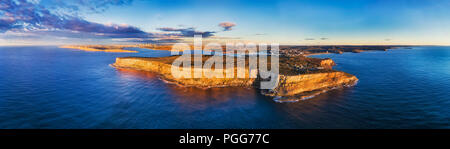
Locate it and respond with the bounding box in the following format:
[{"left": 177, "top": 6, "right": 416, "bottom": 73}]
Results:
[{"left": 1, "top": 0, "right": 450, "bottom": 45}]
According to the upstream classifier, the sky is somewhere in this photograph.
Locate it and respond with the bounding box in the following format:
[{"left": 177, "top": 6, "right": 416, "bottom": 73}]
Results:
[{"left": 1, "top": 0, "right": 450, "bottom": 45}]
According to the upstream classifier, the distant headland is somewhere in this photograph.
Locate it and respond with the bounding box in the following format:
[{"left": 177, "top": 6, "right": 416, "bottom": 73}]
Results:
[
  {"left": 60, "top": 45, "right": 138, "bottom": 53},
  {"left": 59, "top": 44, "right": 180, "bottom": 53},
  {"left": 60, "top": 44, "right": 406, "bottom": 55}
]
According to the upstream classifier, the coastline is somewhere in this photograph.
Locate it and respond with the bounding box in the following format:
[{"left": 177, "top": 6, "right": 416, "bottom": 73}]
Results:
[
  {"left": 60, "top": 44, "right": 408, "bottom": 102},
  {"left": 60, "top": 45, "right": 138, "bottom": 53},
  {"left": 112, "top": 63, "right": 359, "bottom": 102},
  {"left": 111, "top": 56, "right": 358, "bottom": 102},
  {"left": 66, "top": 44, "right": 404, "bottom": 102}
]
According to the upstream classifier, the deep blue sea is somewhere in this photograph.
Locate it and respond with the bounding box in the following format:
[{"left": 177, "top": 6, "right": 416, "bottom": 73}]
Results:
[{"left": 0, "top": 46, "right": 449, "bottom": 128}]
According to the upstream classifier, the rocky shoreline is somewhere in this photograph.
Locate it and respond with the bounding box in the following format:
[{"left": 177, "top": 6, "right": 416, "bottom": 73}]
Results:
[
  {"left": 105, "top": 45, "right": 406, "bottom": 102},
  {"left": 112, "top": 55, "right": 358, "bottom": 102}
]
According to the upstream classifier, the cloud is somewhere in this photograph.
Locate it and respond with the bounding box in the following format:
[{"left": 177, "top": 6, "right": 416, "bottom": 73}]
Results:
[
  {"left": 0, "top": 17, "right": 15, "bottom": 32},
  {"left": 75, "top": 0, "right": 133, "bottom": 12},
  {"left": 61, "top": 18, "right": 151, "bottom": 38},
  {"left": 124, "top": 38, "right": 182, "bottom": 44},
  {"left": 0, "top": 0, "right": 147, "bottom": 39},
  {"left": 320, "top": 37, "right": 329, "bottom": 40},
  {"left": 46, "top": 0, "right": 133, "bottom": 14},
  {"left": 0, "top": 0, "right": 227, "bottom": 44},
  {"left": 304, "top": 38, "right": 315, "bottom": 40},
  {"left": 0, "top": 0, "right": 161, "bottom": 41},
  {"left": 218, "top": 22, "right": 236, "bottom": 31},
  {"left": 157, "top": 27, "right": 216, "bottom": 38}
]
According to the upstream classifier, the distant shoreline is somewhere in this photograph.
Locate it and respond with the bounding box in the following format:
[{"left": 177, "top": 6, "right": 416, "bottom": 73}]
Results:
[
  {"left": 57, "top": 44, "right": 414, "bottom": 57},
  {"left": 59, "top": 45, "right": 138, "bottom": 53}
]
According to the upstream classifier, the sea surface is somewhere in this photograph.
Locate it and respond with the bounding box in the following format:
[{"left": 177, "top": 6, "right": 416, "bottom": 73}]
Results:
[{"left": 0, "top": 46, "right": 449, "bottom": 128}]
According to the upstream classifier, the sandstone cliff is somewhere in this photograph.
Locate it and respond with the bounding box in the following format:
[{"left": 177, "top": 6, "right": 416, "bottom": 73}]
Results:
[
  {"left": 113, "top": 57, "right": 257, "bottom": 88},
  {"left": 264, "top": 71, "right": 357, "bottom": 102},
  {"left": 112, "top": 56, "right": 358, "bottom": 101}
]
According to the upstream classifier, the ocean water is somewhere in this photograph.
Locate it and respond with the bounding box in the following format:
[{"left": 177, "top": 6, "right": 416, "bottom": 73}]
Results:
[{"left": 0, "top": 46, "right": 449, "bottom": 129}]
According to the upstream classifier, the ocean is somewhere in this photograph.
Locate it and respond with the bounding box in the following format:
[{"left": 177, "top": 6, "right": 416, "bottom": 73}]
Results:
[{"left": 0, "top": 46, "right": 448, "bottom": 128}]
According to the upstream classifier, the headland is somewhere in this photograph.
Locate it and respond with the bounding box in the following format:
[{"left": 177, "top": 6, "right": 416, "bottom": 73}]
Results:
[
  {"left": 60, "top": 45, "right": 138, "bottom": 53},
  {"left": 112, "top": 55, "right": 358, "bottom": 102},
  {"left": 63, "top": 44, "right": 403, "bottom": 102}
]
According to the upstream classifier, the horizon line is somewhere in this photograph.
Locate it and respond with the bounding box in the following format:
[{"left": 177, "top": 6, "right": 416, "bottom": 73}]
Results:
[{"left": 1, "top": 44, "right": 449, "bottom": 47}]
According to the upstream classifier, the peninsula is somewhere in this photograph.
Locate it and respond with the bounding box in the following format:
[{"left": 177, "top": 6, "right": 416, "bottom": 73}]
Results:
[
  {"left": 109, "top": 45, "right": 406, "bottom": 101},
  {"left": 60, "top": 45, "right": 138, "bottom": 53},
  {"left": 57, "top": 44, "right": 402, "bottom": 101},
  {"left": 60, "top": 44, "right": 192, "bottom": 53},
  {"left": 112, "top": 54, "right": 358, "bottom": 102}
]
